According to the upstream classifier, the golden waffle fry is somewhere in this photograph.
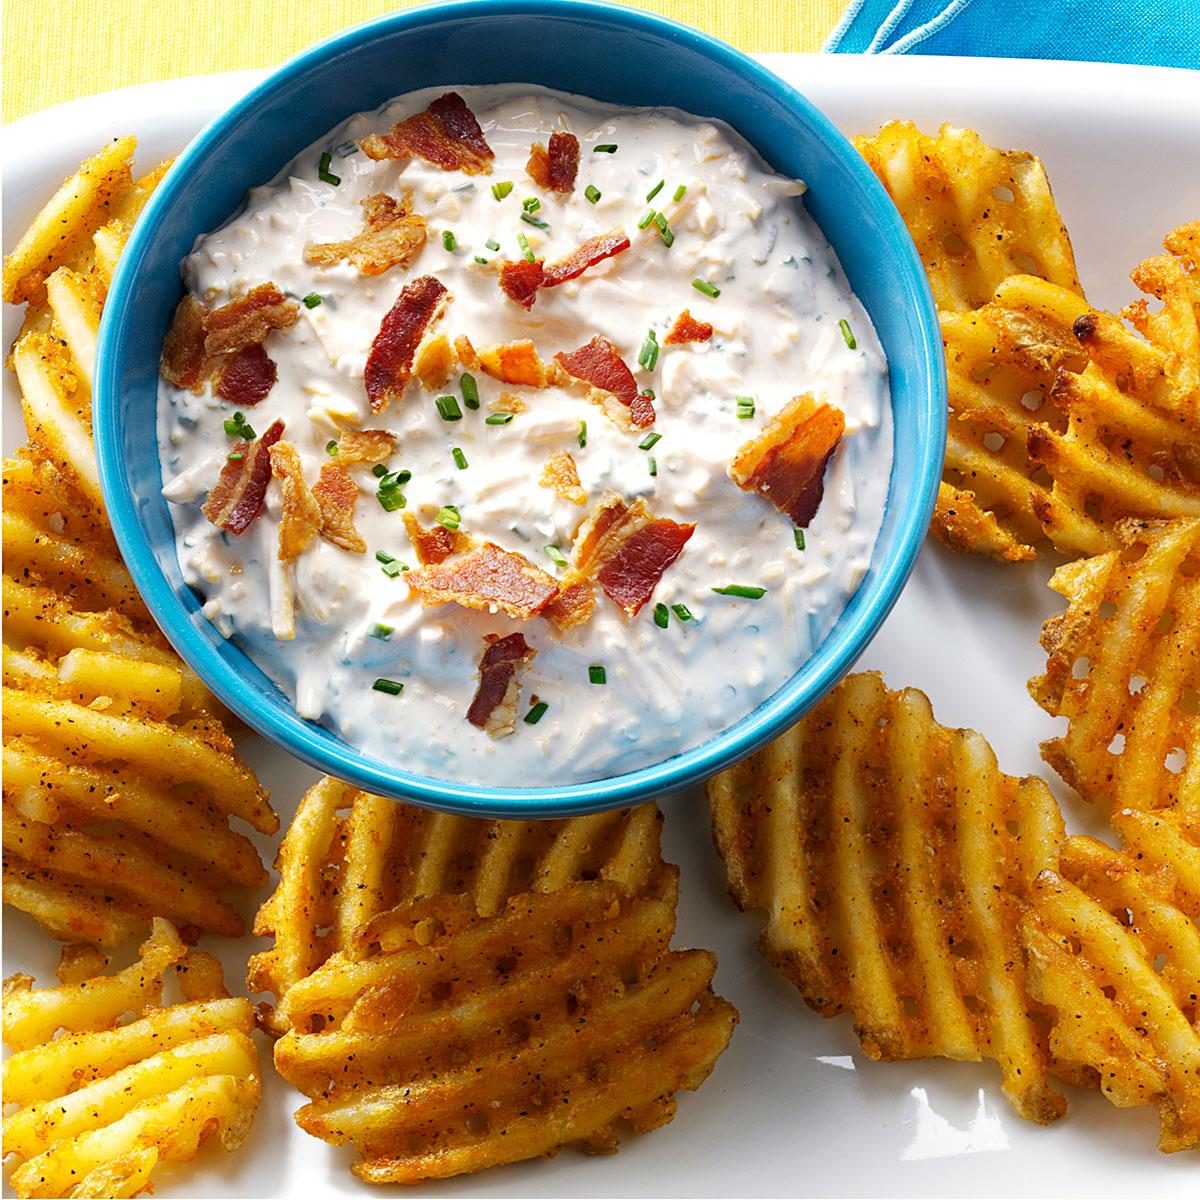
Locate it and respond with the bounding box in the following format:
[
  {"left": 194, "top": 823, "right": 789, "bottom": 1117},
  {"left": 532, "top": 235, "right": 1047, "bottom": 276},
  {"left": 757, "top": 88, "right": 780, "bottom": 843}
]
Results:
[
  {"left": 1029, "top": 518, "right": 1200, "bottom": 816},
  {"left": 2, "top": 919, "right": 262, "bottom": 1198},
  {"left": 853, "top": 121, "right": 1082, "bottom": 312},
  {"left": 1024, "top": 836, "right": 1200, "bottom": 1152},
  {"left": 272, "top": 882, "right": 737, "bottom": 1183},
  {"left": 248, "top": 777, "right": 678, "bottom": 1028},
  {"left": 709, "top": 670, "right": 1067, "bottom": 1124}
]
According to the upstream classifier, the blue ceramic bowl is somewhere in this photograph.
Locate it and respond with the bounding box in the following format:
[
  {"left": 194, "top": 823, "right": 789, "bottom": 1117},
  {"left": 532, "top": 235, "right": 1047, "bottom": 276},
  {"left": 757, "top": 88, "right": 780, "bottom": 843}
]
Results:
[{"left": 95, "top": 0, "right": 945, "bottom": 818}]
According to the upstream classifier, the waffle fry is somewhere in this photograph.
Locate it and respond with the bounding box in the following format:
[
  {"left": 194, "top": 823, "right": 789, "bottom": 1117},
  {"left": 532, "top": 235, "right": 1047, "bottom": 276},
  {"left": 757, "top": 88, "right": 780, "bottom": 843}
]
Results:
[
  {"left": 273, "top": 882, "right": 737, "bottom": 1183},
  {"left": 2, "top": 919, "right": 262, "bottom": 1198},
  {"left": 248, "top": 777, "right": 677, "bottom": 1028},
  {"left": 709, "top": 670, "right": 1067, "bottom": 1123},
  {"left": 1024, "top": 836, "right": 1200, "bottom": 1152},
  {"left": 1029, "top": 518, "right": 1200, "bottom": 815},
  {"left": 853, "top": 121, "right": 1082, "bottom": 312}
]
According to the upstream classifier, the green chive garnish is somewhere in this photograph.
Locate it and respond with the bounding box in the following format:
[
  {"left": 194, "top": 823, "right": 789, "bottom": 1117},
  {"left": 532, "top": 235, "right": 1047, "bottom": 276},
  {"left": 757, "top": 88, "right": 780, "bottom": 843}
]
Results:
[
  {"left": 645, "top": 179, "right": 664, "bottom": 202},
  {"left": 485, "top": 238, "right": 500, "bottom": 251},
  {"left": 377, "top": 490, "right": 406, "bottom": 512},
  {"left": 517, "top": 231, "right": 535, "bottom": 263},
  {"left": 436, "top": 394, "right": 462, "bottom": 421},
  {"left": 673, "top": 184, "right": 687, "bottom": 202},
  {"left": 372, "top": 464, "right": 389, "bottom": 478},
  {"left": 712, "top": 584, "right": 767, "bottom": 599},
  {"left": 485, "top": 412, "right": 514, "bottom": 426},
  {"left": 648, "top": 456, "right": 658, "bottom": 477},
  {"left": 692, "top": 279, "right": 720, "bottom": 298},
  {"left": 325, "top": 439, "right": 338, "bottom": 456},
  {"left": 839, "top": 318, "right": 857, "bottom": 349},
  {"left": 369, "top": 623, "right": 394, "bottom": 641},
  {"left": 442, "top": 230, "right": 456, "bottom": 251},
  {"left": 588, "top": 665, "right": 606, "bottom": 685},
  {"left": 671, "top": 603, "right": 694, "bottom": 621},
  {"left": 436, "top": 505, "right": 461, "bottom": 530},
  {"left": 223, "top": 412, "right": 256, "bottom": 440},
  {"left": 639, "top": 432, "right": 661, "bottom": 450},
  {"left": 593, "top": 143, "right": 618, "bottom": 153},
  {"left": 736, "top": 395, "right": 755, "bottom": 419},
  {"left": 460, "top": 372, "right": 480, "bottom": 410},
  {"left": 318, "top": 151, "right": 341, "bottom": 185},
  {"left": 578, "top": 420, "right": 588, "bottom": 448},
  {"left": 545, "top": 544, "right": 569, "bottom": 568},
  {"left": 492, "top": 180, "right": 513, "bottom": 200},
  {"left": 637, "top": 329, "right": 659, "bottom": 371},
  {"left": 226, "top": 451, "right": 244, "bottom": 461},
  {"left": 522, "top": 197, "right": 541, "bottom": 213},
  {"left": 794, "top": 529, "right": 806, "bottom": 551},
  {"left": 452, "top": 447, "right": 469, "bottom": 470},
  {"left": 376, "top": 551, "right": 408, "bottom": 577},
  {"left": 520, "top": 212, "right": 550, "bottom": 230},
  {"left": 303, "top": 292, "right": 322, "bottom": 308},
  {"left": 372, "top": 678, "right": 404, "bottom": 695},
  {"left": 474, "top": 255, "right": 489, "bottom": 264},
  {"left": 636, "top": 209, "right": 656, "bottom": 231},
  {"left": 584, "top": 184, "right": 601, "bottom": 204},
  {"left": 524, "top": 701, "right": 549, "bottom": 724},
  {"left": 653, "top": 602, "right": 669, "bottom": 628}
]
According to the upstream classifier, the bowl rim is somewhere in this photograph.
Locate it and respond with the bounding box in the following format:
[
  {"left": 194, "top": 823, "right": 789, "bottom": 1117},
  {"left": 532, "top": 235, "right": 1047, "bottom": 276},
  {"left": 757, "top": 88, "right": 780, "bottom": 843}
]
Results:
[{"left": 94, "top": 0, "right": 946, "bottom": 817}]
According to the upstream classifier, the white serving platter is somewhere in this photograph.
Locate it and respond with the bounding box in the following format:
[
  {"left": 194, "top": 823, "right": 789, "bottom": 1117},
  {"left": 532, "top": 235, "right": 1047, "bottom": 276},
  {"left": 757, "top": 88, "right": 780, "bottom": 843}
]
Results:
[{"left": 3, "top": 53, "right": 1199, "bottom": 1200}]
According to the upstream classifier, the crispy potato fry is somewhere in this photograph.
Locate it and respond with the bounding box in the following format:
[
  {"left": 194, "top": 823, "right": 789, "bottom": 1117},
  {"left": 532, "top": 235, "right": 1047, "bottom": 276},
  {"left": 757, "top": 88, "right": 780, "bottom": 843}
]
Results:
[
  {"left": 2, "top": 921, "right": 260, "bottom": 1197},
  {"left": 853, "top": 121, "right": 1082, "bottom": 312},
  {"left": 1024, "top": 836, "right": 1200, "bottom": 1152},
  {"left": 709, "top": 670, "right": 1067, "bottom": 1124},
  {"left": 45, "top": 267, "right": 103, "bottom": 388},
  {"left": 92, "top": 159, "right": 174, "bottom": 289},
  {"left": 1029, "top": 518, "right": 1200, "bottom": 815},
  {"left": 248, "top": 777, "right": 678, "bottom": 1029},
  {"left": 272, "top": 883, "right": 737, "bottom": 1183},
  {"left": 1110, "top": 808, "right": 1200, "bottom": 917}
]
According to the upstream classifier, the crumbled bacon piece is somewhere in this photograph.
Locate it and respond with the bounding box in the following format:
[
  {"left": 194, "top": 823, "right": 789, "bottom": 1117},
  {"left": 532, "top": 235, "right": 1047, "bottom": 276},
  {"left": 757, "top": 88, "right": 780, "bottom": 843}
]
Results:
[
  {"left": 526, "top": 131, "right": 580, "bottom": 193},
  {"left": 313, "top": 464, "right": 366, "bottom": 553},
  {"left": 160, "top": 295, "right": 210, "bottom": 391},
  {"left": 406, "top": 543, "right": 559, "bottom": 619},
  {"left": 454, "top": 335, "right": 481, "bottom": 370},
  {"left": 542, "top": 228, "right": 630, "bottom": 288},
  {"left": 554, "top": 335, "right": 654, "bottom": 427},
  {"left": 334, "top": 429, "right": 397, "bottom": 465},
  {"left": 540, "top": 450, "right": 586, "bottom": 505},
  {"left": 304, "top": 192, "right": 427, "bottom": 276},
  {"left": 571, "top": 493, "right": 653, "bottom": 574},
  {"left": 202, "top": 419, "right": 284, "bottom": 534},
  {"left": 730, "top": 394, "right": 846, "bottom": 527},
  {"left": 478, "top": 339, "right": 553, "bottom": 387},
  {"left": 364, "top": 275, "right": 449, "bottom": 412},
  {"left": 269, "top": 441, "right": 321, "bottom": 562},
  {"left": 597, "top": 520, "right": 695, "bottom": 617},
  {"left": 413, "top": 333, "right": 455, "bottom": 389},
  {"left": 361, "top": 92, "right": 494, "bottom": 175},
  {"left": 466, "top": 633, "right": 537, "bottom": 737},
  {"left": 543, "top": 577, "right": 596, "bottom": 632},
  {"left": 403, "top": 513, "right": 472, "bottom": 566},
  {"left": 499, "top": 259, "right": 545, "bottom": 310},
  {"left": 203, "top": 283, "right": 298, "bottom": 357},
  {"left": 214, "top": 344, "right": 277, "bottom": 406},
  {"left": 664, "top": 309, "right": 714, "bottom": 345},
  {"left": 490, "top": 393, "right": 527, "bottom": 415}
]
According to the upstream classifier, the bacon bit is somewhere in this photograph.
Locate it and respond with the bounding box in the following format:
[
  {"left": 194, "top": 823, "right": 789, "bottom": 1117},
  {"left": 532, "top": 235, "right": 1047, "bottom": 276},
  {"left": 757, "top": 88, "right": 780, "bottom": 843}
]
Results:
[
  {"left": 478, "top": 339, "right": 552, "bottom": 388},
  {"left": 312, "top": 464, "right": 366, "bottom": 554},
  {"left": 203, "top": 283, "right": 298, "bottom": 357},
  {"left": 554, "top": 335, "right": 654, "bottom": 427},
  {"left": 160, "top": 295, "right": 210, "bottom": 391},
  {"left": 543, "top": 577, "right": 596, "bottom": 632},
  {"left": 406, "top": 543, "right": 559, "bottom": 619},
  {"left": 542, "top": 228, "right": 630, "bottom": 288},
  {"left": 540, "top": 450, "right": 586, "bottom": 505},
  {"left": 360, "top": 92, "right": 494, "bottom": 175},
  {"left": 402, "top": 512, "right": 472, "bottom": 566},
  {"left": 364, "top": 275, "right": 449, "bottom": 412},
  {"left": 214, "top": 343, "right": 278, "bottom": 406},
  {"left": 413, "top": 332, "right": 456, "bottom": 389},
  {"left": 334, "top": 429, "right": 397, "bottom": 465},
  {"left": 597, "top": 520, "right": 695, "bottom": 616},
  {"left": 304, "top": 191, "right": 427, "bottom": 276},
  {"left": 202, "top": 419, "right": 284, "bottom": 534},
  {"left": 498, "top": 258, "right": 545, "bottom": 310},
  {"left": 526, "top": 131, "right": 580, "bottom": 193},
  {"left": 268, "top": 441, "right": 321, "bottom": 562},
  {"left": 466, "top": 633, "right": 537, "bottom": 737},
  {"left": 664, "top": 309, "right": 714, "bottom": 346},
  {"left": 730, "top": 394, "right": 846, "bottom": 527},
  {"left": 454, "top": 334, "right": 481, "bottom": 370},
  {"left": 490, "top": 393, "right": 528, "bottom": 415},
  {"left": 572, "top": 493, "right": 654, "bottom": 575}
]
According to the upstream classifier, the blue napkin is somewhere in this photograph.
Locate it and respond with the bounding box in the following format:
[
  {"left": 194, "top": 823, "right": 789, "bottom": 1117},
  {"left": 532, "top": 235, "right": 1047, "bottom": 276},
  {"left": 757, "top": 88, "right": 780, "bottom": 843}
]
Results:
[{"left": 825, "top": 0, "right": 1199, "bottom": 69}]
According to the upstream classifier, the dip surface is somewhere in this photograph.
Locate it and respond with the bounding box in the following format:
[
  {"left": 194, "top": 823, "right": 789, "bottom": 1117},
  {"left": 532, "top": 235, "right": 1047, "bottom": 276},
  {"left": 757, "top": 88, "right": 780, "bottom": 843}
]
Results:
[{"left": 158, "top": 83, "right": 892, "bottom": 786}]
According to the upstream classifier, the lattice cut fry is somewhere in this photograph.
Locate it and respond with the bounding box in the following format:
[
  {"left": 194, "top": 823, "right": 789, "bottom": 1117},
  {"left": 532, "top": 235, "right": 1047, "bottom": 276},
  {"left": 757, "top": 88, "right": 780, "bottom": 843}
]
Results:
[
  {"left": 248, "top": 777, "right": 678, "bottom": 1029},
  {"left": 709, "top": 670, "right": 1067, "bottom": 1124},
  {"left": 1029, "top": 518, "right": 1200, "bottom": 816},
  {"left": 273, "top": 883, "right": 737, "bottom": 1183},
  {"left": 853, "top": 121, "right": 1082, "bottom": 312},
  {"left": 2, "top": 920, "right": 261, "bottom": 1197},
  {"left": 1023, "top": 836, "right": 1200, "bottom": 1152}
]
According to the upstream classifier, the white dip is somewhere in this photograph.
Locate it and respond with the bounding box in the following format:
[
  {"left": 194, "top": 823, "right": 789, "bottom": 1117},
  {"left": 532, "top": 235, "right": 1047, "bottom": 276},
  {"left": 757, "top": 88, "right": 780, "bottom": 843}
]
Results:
[{"left": 158, "top": 83, "right": 892, "bottom": 787}]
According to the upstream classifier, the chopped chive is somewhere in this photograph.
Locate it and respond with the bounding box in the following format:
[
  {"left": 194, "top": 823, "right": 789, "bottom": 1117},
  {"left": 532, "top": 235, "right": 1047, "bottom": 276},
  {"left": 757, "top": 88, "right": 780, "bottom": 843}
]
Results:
[
  {"left": 577, "top": 419, "right": 588, "bottom": 448},
  {"left": 485, "top": 412, "right": 514, "bottom": 426},
  {"left": 492, "top": 180, "right": 513, "bottom": 200},
  {"left": 671, "top": 603, "right": 694, "bottom": 621},
  {"left": 460, "top": 372, "right": 480, "bottom": 410},
  {"left": 794, "top": 529, "right": 806, "bottom": 551},
  {"left": 377, "top": 489, "right": 406, "bottom": 512},
  {"left": 517, "top": 231, "right": 535, "bottom": 263},
  {"left": 318, "top": 151, "right": 341, "bottom": 186},
  {"left": 692, "top": 278, "right": 721, "bottom": 298},
  {"left": 584, "top": 184, "right": 601, "bottom": 204},
  {"left": 545, "top": 544, "right": 569, "bottom": 568},
  {"left": 524, "top": 701, "right": 550, "bottom": 724},
  {"left": 452, "top": 447, "right": 469, "bottom": 470},
  {"left": 736, "top": 395, "right": 755, "bottom": 419},
  {"left": 653, "top": 602, "right": 670, "bottom": 628},
  {"left": 369, "top": 623, "right": 394, "bottom": 641},
  {"left": 372, "top": 464, "right": 389, "bottom": 478},
  {"left": 645, "top": 179, "right": 664, "bottom": 202},
  {"left": 436, "top": 394, "right": 463, "bottom": 421},
  {"left": 325, "top": 439, "right": 339, "bottom": 456},
  {"left": 648, "top": 456, "right": 658, "bottom": 477},
  {"left": 372, "top": 678, "right": 404, "bottom": 695},
  {"left": 226, "top": 451, "right": 244, "bottom": 461},
  {"left": 520, "top": 212, "right": 550, "bottom": 230},
  {"left": 588, "top": 664, "right": 607, "bottom": 685},
  {"left": 593, "top": 143, "right": 618, "bottom": 153},
  {"left": 222, "top": 412, "right": 255, "bottom": 440},
  {"left": 376, "top": 550, "right": 396, "bottom": 563},
  {"left": 712, "top": 584, "right": 767, "bottom": 599},
  {"left": 379, "top": 469, "right": 411, "bottom": 488},
  {"left": 436, "top": 505, "right": 461, "bottom": 530},
  {"left": 638, "top": 431, "right": 662, "bottom": 450},
  {"left": 302, "top": 292, "right": 322, "bottom": 308},
  {"left": 522, "top": 196, "right": 541, "bottom": 213},
  {"left": 637, "top": 329, "right": 659, "bottom": 371},
  {"left": 474, "top": 255, "right": 489, "bottom": 264},
  {"left": 839, "top": 318, "right": 857, "bottom": 349},
  {"left": 636, "top": 208, "right": 656, "bottom": 231},
  {"left": 641, "top": 388, "right": 656, "bottom": 400},
  {"left": 442, "top": 230, "right": 457, "bottom": 251},
  {"left": 673, "top": 183, "right": 687, "bottom": 202},
  {"left": 380, "top": 560, "right": 403, "bottom": 577},
  {"left": 485, "top": 238, "right": 501, "bottom": 251},
  {"left": 656, "top": 221, "right": 675, "bottom": 248}
]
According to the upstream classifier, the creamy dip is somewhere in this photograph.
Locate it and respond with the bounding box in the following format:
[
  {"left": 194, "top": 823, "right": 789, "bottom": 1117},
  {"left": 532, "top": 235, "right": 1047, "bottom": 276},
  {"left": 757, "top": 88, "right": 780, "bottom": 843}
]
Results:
[{"left": 158, "top": 83, "right": 891, "bottom": 786}]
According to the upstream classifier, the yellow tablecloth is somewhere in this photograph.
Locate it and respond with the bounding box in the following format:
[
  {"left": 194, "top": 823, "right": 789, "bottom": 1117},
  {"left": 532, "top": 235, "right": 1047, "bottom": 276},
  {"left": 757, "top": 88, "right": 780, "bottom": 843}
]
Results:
[{"left": 3, "top": 0, "right": 846, "bottom": 122}]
